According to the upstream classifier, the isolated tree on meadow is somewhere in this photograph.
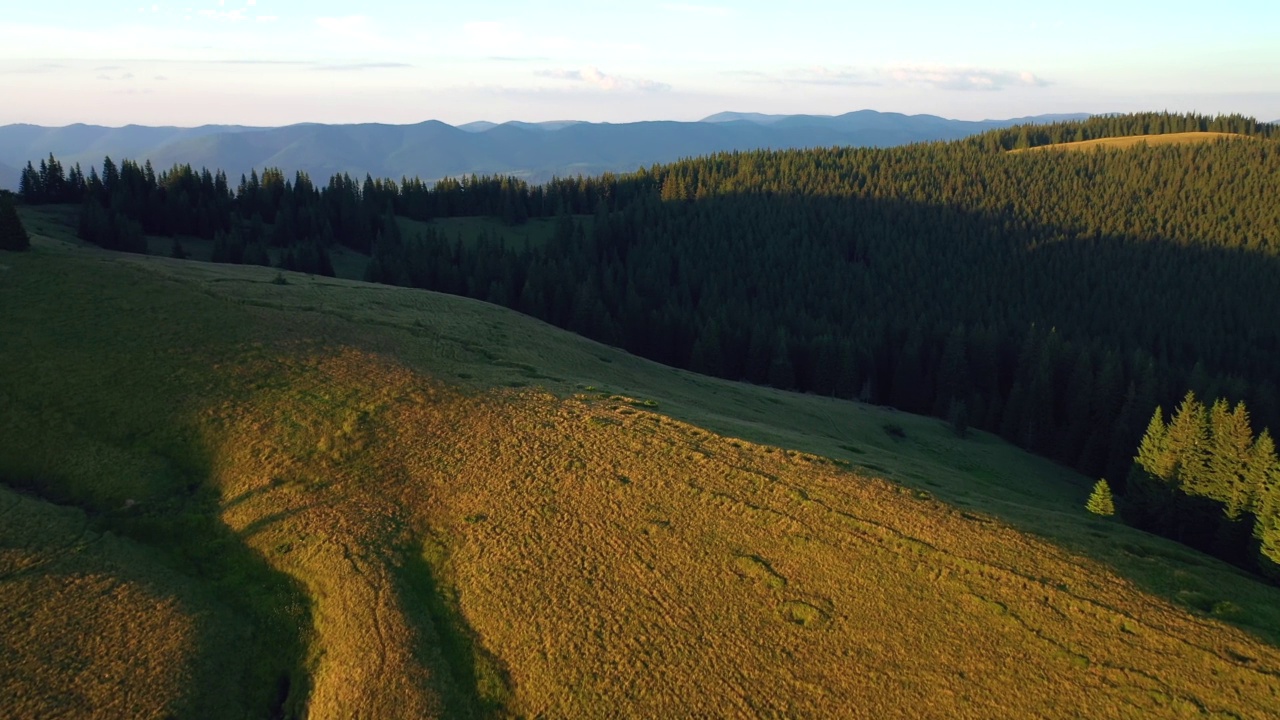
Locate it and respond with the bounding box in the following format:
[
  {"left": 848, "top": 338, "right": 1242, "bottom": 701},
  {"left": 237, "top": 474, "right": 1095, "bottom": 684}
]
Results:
[
  {"left": 1086, "top": 479, "right": 1116, "bottom": 516},
  {"left": 0, "top": 194, "right": 31, "bottom": 251}
]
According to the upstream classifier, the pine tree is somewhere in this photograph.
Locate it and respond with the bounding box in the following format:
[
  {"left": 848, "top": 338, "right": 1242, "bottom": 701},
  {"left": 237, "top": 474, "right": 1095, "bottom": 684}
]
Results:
[
  {"left": 1134, "top": 407, "right": 1169, "bottom": 478},
  {"left": 1086, "top": 479, "right": 1116, "bottom": 516},
  {"left": 1207, "top": 400, "right": 1254, "bottom": 516},
  {"left": 1255, "top": 482, "right": 1280, "bottom": 580},
  {"left": 1165, "top": 392, "right": 1209, "bottom": 492},
  {"left": 1244, "top": 430, "right": 1278, "bottom": 509},
  {"left": 0, "top": 194, "right": 31, "bottom": 251},
  {"left": 18, "top": 162, "right": 38, "bottom": 202}
]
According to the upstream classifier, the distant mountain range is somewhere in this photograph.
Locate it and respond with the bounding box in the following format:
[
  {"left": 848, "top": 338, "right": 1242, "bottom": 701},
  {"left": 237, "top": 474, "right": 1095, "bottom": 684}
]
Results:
[
  {"left": 0, "top": 162, "right": 18, "bottom": 189},
  {"left": 0, "top": 111, "right": 1090, "bottom": 191}
]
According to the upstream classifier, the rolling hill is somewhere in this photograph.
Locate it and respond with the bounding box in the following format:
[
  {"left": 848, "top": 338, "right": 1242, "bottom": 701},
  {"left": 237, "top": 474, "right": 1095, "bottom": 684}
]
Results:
[
  {"left": 1010, "top": 131, "right": 1253, "bottom": 152},
  {"left": 3, "top": 208, "right": 1280, "bottom": 718},
  {"left": 0, "top": 111, "right": 1087, "bottom": 189}
]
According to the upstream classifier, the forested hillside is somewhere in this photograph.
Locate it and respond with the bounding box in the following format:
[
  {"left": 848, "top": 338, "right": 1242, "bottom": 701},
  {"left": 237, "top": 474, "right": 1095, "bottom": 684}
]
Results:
[
  {"left": 973, "top": 111, "right": 1275, "bottom": 150},
  {"left": 360, "top": 113, "right": 1280, "bottom": 494},
  {"left": 16, "top": 112, "right": 1280, "bottom": 574}
]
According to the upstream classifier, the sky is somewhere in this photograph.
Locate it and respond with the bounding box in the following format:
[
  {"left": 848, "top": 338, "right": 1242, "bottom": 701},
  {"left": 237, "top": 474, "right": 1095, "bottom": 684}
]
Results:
[{"left": 2, "top": 1, "right": 1278, "bottom": 127}]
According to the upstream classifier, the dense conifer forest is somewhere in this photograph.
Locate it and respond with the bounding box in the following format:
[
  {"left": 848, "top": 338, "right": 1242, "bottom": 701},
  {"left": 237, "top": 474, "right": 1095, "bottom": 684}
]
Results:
[
  {"left": 1127, "top": 392, "right": 1280, "bottom": 578},
  {"left": 17, "top": 111, "right": 1280, "bottom": 576}
]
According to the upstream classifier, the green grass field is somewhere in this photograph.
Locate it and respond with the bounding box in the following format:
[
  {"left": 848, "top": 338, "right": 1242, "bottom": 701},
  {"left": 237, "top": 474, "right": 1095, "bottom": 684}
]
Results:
[{"left": 4, "top": 209, "right": 1280, "bottom": 718}]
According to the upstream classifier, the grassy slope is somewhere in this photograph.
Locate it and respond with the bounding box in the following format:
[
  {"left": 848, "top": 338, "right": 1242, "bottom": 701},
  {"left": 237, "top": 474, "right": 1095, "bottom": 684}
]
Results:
[
  {"left": 4, "top": 212, "right": 1280, "bottom": 718},
  {"left": 1011, "top": 131, "right": 1252, "bottom": 153},
  {"left": 16, "top": 205, "right": 580, "bottom": 284},
  {"left": 16, "top": 203, "right": 372, "bottom": 280}
]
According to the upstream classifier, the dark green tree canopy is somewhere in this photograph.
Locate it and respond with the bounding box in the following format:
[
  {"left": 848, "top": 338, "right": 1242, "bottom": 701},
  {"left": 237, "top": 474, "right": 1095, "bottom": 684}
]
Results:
[
  {"left": 0, "top": 193, "right": 30, "bottom": 252},
  {"left": 1127, "top": 392, "right": 1279, "bottom": 576}
]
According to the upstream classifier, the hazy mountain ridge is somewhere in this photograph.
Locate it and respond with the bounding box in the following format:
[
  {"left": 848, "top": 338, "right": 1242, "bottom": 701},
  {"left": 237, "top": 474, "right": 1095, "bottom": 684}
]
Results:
[
  {"left": 0, "top": 162, "right": 17, "bottom": 189},
  {"left": 0, "top": 111, "right": 1088, "bottom": 189}
]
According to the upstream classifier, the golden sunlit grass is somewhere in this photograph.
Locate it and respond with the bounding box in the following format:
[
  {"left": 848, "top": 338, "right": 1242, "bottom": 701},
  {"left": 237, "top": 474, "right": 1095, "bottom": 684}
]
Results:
[
  {"left": 4, "top": 225, "right": 1280, "bottom": 718},
  {"left": 1010, "top": 131, "right": 1252, "bottom": 153}
]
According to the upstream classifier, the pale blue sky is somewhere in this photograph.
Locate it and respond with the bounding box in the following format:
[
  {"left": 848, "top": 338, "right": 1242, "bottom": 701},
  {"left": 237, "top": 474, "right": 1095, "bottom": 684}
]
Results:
[{"left": 2, "top": 1, "right": 1277, "bottom": 126}]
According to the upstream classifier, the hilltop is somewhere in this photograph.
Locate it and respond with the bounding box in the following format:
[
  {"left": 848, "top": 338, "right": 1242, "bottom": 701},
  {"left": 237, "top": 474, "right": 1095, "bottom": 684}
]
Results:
[
  {"left": 3, "top": 204, "right": 1280, "bottom": 718},
  {"left": 1009, "top": 131, "right": 1253, "bottom": 152}
]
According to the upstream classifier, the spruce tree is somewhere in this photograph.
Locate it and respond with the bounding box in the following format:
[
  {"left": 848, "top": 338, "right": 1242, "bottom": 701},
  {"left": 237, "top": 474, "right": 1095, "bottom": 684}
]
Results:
[
  {"left": 1207, "top": 400, "right": 1254, "bottom": 516},
  {"left": 1135, "top": 407, "right": 1169, "bottom": 478},
  {"left": 1255, "top": 483, "right": 1280, "bottom": 580},
  {"left": 1244, "top": 430, "right": 1278, "bottom": 508},
  {"left": 1165, "top": 392, "right": 1209, "bottom": 492},
  {"left": 0, "top": 194, "right": 31, "bottom": 251},
  {"left": 1086, "top": 479, "right": 1116, "bottom": 516}
]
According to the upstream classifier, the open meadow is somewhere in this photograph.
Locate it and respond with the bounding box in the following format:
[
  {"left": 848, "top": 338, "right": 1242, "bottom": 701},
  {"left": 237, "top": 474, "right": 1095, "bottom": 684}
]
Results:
[
  {"left": 3, "top": 213, "right": 1280, "bottom": 718},
  {"left": 1010, "top": 131, "right": 1253, "bottom": 153}
]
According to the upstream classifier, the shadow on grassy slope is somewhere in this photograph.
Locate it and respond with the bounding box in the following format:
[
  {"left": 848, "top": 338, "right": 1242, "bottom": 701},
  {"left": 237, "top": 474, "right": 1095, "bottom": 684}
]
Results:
[
  {"left": 0, "top": 254, "right": 314, "bottom": 718},
  {"left": 399, "top": 534, "right": 514, "bottom": 719},
  {"left": 0, "top": 420, "right": 314, "bottom": 719},
  {"left": 107, "top": 488, "right": 314, "bottom": 719}
]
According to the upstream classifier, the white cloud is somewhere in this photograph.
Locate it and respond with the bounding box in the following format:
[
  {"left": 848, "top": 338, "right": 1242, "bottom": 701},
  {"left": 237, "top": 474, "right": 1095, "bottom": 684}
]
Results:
[
  {"left": 885, "top": 65, "right": 1049, "bottom": 91},
  {"left": 536, "top": 66, "right": 670, "bottom": 92},
  {"left": 313, "top": 62, "right": 413, "bottom": 72},
  {"left": 94, "top": 71, "right": 137, "bottom": 82},
  {"left": 786, "top": 66, "right": 879, "bottom": 87},
  {"left": 746, "top": 65, "right": 1049, "bottom": 92}
]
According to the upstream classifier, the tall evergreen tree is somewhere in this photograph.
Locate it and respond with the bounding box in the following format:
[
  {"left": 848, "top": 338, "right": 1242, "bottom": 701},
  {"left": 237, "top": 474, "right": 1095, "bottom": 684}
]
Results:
[
  {"left": 1165, "top": 392, "right": 1210, "bottom": 493},
  {"left": 1207, "top": 400, "right": 1255, "bottom": 517},
  {"left": 1086, "top": 479, "right": 1116, "bottom": 517}
]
